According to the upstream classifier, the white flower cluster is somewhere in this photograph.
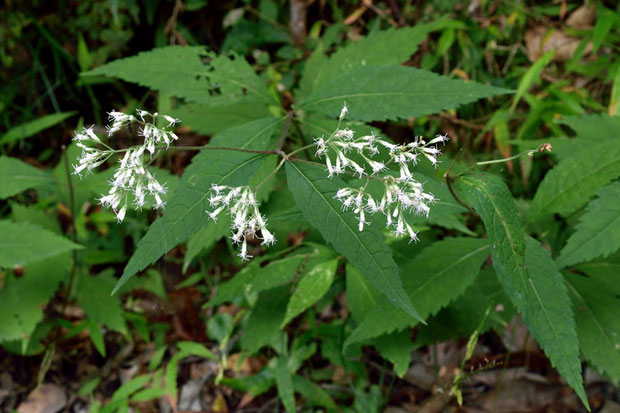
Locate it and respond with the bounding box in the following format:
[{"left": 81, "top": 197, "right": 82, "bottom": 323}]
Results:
[
  {"left": 205, "top": 185, "right": 276, "bottom": 260},
  {"left": 73, "top": 109, "right": 180, "bottom": 222},
  {"left": 314, "top": 103, "right": 448, "bottom": 242}
]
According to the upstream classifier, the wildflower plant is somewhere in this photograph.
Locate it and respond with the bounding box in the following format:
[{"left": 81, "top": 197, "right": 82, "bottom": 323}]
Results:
[
  {"left": 73, "top": 109, "right": 179, "bottom": 222},
  {"left": 2, "top": 30, "right": 606, "bottom": 411}
]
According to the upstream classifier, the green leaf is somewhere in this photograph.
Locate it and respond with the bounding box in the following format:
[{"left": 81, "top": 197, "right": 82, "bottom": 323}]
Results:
[
  {"left": 285, "top": 161, "right": 422, "bottom": 322},
  {"left": 291, "top": 375, "right": 337, "bottom": 410},
  {"left": 84, "top": 46, "right": 274, "bottom": 105},
  {"left": 177, "top": 341, "right": 217, "bottom": 360},
  {"left": 0, "top": 254, "right": 68, "bottom": 343},
  {"left": 10, "top": 203, "right": 61, "bottom": 233},
  {"left": 510, "top": 50, "right": 555, "bottom": 112},
  {"left": 84, "top": 320, "right": 106, "bottom": 357},
  {"left": 0, "top": 157, "right": 54, "bottom": 199},
  {"left": 0, "top": 111, "right": 77, "bottom": 145},
  {"left": 528, "top": 140, "right": 620, "bottom": 222},
  {"left": 523, "top": 237, "right": 588, "bottom": 408},
  {"left": 282, "top": 259, "right": 338, "bottom": 326},
  {"left": 275, "top": 357, "right": 296, "bottom": 413},
  {"left": 573, "top": 252, "right": 620, "bottom": 296},
  {"left": 0, "top": 220, "right": 81, "bottom": 268},
  {"left": 182, "top": 219, "right": 227, "bottom": 272},
  {"left": 131, "top": 387, "right": 167, "bottom": 402},
  {"left": 241, "top": 286, "right": 289, "bottom": 354},
  {"left": 592, "top": 6, "right": 615, "bottom": 53},
  {"left": 111, "top": 375, "right": 151, "bottom": 402},
  {"left": 171, "top": 101, "right": 272, "bottom": 135},
  {"left": 115, "top": 117, "right": 281, "bottom": 294},
  {"left": 560, "top": 113, "right": 620, "bottom": 140},
  {"left": 346, "top": 263, "right": 381, "bottom": 324},
  {"left": 457, "top": 174, "right": 588, "bottom": 409},
  {"left": 413, "top": 269, "right": 515, "bottom": 349},
  {"left": 346, "top": 237, "right": 489, "bottom": 345},
  {"left": 565, "top": 272, "right": 620, "bottom": 384},
  {"left": 300, "top": 65, "right": 511, "bottom": 122},
  {"left": 297, "top": 23, "right": 435, "bottom": 100},
  {"left": 557, "top": 182, "right": 620, "bottom": 268},
  {"left": 77, "top": 270, "right": 128, "bottom": 334},
  {"left": 372, "top": 329, "right": 413, "bottom": 377},
  {"left": 206, "top": 244, "right": 333, "bottom": 308}
]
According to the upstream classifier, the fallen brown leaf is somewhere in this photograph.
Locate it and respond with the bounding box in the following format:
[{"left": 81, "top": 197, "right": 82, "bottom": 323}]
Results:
[{"left": 17, "top": 384, "right": 66, "bottom": 413}]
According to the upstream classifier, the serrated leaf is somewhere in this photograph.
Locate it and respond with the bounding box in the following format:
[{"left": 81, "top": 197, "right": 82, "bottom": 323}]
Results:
[
  {"left": 528, "top": 140, "right": 620, "bottom": 222},
  {"left": 275, "top": 357, "right": 295, "bottom": 413},
  {"left": 10, "top": 203, "right": 61, "bottom": 233},
  {"left": 84, "top": 46, "right": 275, "bottom": 105},
  {"left": 182, "top": 219, "right": 227, "bottom": 272},
  {"left": 456, "top": 174, "right": 588, "bottom": 409},
  {"left": 206, "top": 251, "right": 307, "bottom": 308},
  {"left": 372, "top": 329, "right": 413, "bottom": 377},
  {"left": 115, "top": 117, "right": 281, "bottom": 294},
  {"left": 345, "top": 237, "right": 489, "bottom": 345},
  {"left": 171, "top": 101, "right": 272, "bottom": 135},
  {"left": 0, "top": 254, "right": 68, "bottom": 343},
  {"left": 301, "top": 65, "right": 511, "bottom": 122},
  {"left": 0, "top": 157, "right": 54, "bottom": 199},
  {"left": 560, "top": 113, "right": 620, "bottom": 140},
  {"left": 285, "top": 161, "right": 422, "bottom": 322},
  {"left": 0, "top": 220, "right": 81, "bottom": 268},
  {"left": 282, "top": 259, "right": 338, "bottom": 326},
  {"left": 297, "top": 23, "right": 435, "bottom": 100},
  {"left": 523, "top": 237, "right": 588, "bottom": 408},
  {"left": 77, "top": 270, "right": 128, "bottom": 334},
  {"left": 0, "top": 111, "right": 77, "bottom": 145},
  {"left": 346, "top": 263, "right": 381, "bottom": 324},
  {"left": 557, "top": 182, "right": 620, "bottom": 268},
  {"left": 413, "top": 269, "right": 515, "bottom": 350},
  {"left": 241, "top": 286, "right": 288, "bottom": 354},
  {"left": 565, "top": 272, "right": 620, "bottom": 384},
  {"left": 573, "top": 252, "right": 620, "bottom": 296}
]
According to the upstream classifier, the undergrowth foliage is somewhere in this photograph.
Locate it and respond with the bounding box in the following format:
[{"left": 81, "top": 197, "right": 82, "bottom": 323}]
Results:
[{"left": 1, "top": 11, "right": 619, "bottom": 411}]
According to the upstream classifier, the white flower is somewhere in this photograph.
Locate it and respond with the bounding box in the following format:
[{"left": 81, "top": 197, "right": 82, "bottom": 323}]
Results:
[
  {"left": 367, "top": 159, "right": 386, "bottom": 175},
  {"left": 107, "top": 110, "right": 136, "bottom": 135},
  {"left": 116, "top": 205, "right": 127, "bottom": 223},
  {"left": 238, "top": 239, "right": 252, "bottom": 261},
  {"left": 73, "top": 108, "right": 181, "bottom": 222},
  {"left": 205, "top": 185, "right": 276, "bottom": 259},
  {"left": 136, "top": 109, "right": 149, "bottom": 121},
  {"left": 311, "top": 102, "right": 447, "bottom": 241},
  {"left": 339, "top": 102, "right": 348, "bottom": 120},
  {"left": 162, "top": 115, "right": 181, "bottom": 127}
]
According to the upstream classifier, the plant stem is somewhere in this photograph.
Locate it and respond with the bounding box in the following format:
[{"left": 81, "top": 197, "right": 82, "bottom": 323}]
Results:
[
  {"left": 444, "top": 173, "right": 476, "bottom": 215},
  {"left": 62, "top": 146, "right": 78, "bottom": 300},
  {"left": 286, "top": 143, "right": 315, "bottom": 158},
  {"left": 172, "top": 146, "right": 280, "bottom": 155},
  {"left": 476, "top": 149, "right": 536, "bottom": 166},
  {"left": 275, "top": 111, "right": 294, "bottom": 152},
  {"left": 254, "top": 157, "right": 287, "bottom": 192}
]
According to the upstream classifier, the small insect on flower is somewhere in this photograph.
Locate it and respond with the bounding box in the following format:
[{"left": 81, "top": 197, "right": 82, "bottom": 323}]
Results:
[{"left": 205, "top": 185, "right": 276, "bottom": 260}]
